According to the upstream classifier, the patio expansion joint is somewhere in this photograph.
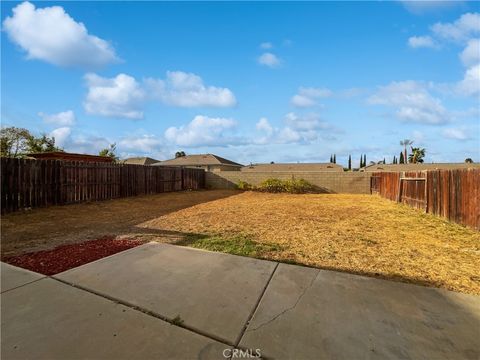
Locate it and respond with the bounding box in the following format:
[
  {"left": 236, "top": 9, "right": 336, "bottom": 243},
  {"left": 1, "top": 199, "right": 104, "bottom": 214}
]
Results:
[
  {"left": 245, "top": 268, "right": 320, "bottom": 334},
  {"left": 234, "top": 261, "right": 280, "bottom": 347},
  {"left": 50, "top": 276, "right": 235, "bottom": 348},
  {"left": 0, "top": 277, "right": 45, "bottom": 294}
]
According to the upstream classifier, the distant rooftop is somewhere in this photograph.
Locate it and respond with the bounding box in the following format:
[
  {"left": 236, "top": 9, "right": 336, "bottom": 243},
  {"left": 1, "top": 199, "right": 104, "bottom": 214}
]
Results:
[
  {"left": 153, "top": 154, "right": 243, "bottom": 167},
  {"left": 120, "top": 157, "right": 159, "bottom": 166}
]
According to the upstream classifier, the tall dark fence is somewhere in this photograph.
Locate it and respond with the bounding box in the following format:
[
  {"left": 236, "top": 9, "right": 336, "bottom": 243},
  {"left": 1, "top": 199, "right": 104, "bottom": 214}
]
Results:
[
  {"left": 371, "top": 169, "right": 479, "bottom": 230},
  {"left": 1, "top": 158, "right": 205, "bottom": 214}
]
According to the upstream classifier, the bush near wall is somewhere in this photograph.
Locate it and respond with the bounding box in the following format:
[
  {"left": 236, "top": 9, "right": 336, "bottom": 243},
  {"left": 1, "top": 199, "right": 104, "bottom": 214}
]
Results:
[{"left": 237, "top": 178, "right": 316, "bottom": 194}]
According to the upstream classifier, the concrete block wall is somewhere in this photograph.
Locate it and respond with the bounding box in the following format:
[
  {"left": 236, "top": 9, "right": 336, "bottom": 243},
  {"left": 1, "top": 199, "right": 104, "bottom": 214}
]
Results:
[{"left": 206, "top": 171, "right": 372, "bottom": 194}]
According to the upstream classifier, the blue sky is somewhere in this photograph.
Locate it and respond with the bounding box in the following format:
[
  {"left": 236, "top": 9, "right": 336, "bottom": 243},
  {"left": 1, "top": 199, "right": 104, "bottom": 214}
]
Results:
[{"left": 1, "top": 1, "right": 479, "bottom": 166}]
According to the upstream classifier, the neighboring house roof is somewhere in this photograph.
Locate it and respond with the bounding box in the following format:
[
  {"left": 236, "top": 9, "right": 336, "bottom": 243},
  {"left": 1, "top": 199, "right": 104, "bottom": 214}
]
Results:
[
  {"left": 241, "top": 163, "right": 343, "bottom": 172},
  {"left": 363, "top": 163, "right": 480, "bottom": 172},
  {"left": 27, "top": 151, "right": 114, "bottom": 163},
  {"left": 153, "top": 154, "right": 243, "bottom": 167},
  {"left": 120, "top": 157, "right": 159, "bottom": 166}
]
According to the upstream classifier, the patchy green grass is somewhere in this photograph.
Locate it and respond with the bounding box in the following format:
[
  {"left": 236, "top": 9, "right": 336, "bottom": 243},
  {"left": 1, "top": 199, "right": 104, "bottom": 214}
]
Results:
[{"left": 178, "top": 233, "right": 284, "bottom": 258}]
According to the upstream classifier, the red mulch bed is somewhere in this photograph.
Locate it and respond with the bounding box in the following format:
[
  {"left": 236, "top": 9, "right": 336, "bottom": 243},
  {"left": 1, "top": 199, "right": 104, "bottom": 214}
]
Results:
[{"left": 3, "top": 236, "right": 144, "bottom": 275}]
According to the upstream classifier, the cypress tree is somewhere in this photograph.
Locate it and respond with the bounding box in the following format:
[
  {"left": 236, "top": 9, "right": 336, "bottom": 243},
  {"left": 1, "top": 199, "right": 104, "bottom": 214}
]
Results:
[
  {"left": 330, "top": 154, "right": 333, "bottom": 163},
  {"left": 363, "top": 154, "right": 367, "bottom": 167},
  {"left": 333, "top": 154, "right": 336, "bottom": 164},
  {"left": 383, "top": 157, "right": 386, "bottom": 164},
  {"left": 399, "top": 152, "right": 404, "bottom": 164},
  {"left": 348, "top": 155, "right": 352, "bottom": 170}
]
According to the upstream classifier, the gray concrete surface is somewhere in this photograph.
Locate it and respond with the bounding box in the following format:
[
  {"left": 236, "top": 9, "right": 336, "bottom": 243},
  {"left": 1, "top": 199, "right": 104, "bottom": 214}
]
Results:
[
  {"left": 55, "top": 242, "right": 277, "bottom": 344},
  {"left": 240, "top": 263, "right": 480, "bottom": 360},
  {"left": 1, "top": 277, "right": 229, "bottom": 360},
  {"left": 2, "top": 245, "right": 479, "bottom": 360},
  {"left": 1, "top": 262, "right": 45, "bottom": 293}
]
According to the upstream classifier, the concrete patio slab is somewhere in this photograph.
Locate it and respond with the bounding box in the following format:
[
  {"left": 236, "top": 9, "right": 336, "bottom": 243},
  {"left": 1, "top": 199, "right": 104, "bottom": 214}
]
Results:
[
  {"left": 1, "top": 277, "right": 229, "bottom": 360},
  {"left": 55, "top": 242, "right": 277, "bottom": 344},
  {"left": 240, "top": 263, "right": 480, "bottom": 359},
  {"left": 1, "top": 262, "right": 45, "bottom": 293}
]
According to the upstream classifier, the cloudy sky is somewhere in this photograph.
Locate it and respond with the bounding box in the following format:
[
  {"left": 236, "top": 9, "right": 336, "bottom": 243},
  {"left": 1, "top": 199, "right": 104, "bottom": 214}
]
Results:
[{"left": 1, "top": 1, "right": 479, "bottom": 166}]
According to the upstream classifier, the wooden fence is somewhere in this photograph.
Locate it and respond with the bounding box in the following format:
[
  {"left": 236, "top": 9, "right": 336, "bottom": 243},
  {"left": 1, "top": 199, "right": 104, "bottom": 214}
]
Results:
[
  {"left": 371, "top": 169, "right": 479, "bottom": 230},
  {"left": 1, "top": 158, "right": 205, "bottom": 214}
]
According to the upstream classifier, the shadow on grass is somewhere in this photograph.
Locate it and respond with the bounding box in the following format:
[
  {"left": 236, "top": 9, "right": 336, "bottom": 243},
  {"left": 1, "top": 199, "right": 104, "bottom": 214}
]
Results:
[{"left": 1, "top": 190, "right": 242, "bottom": 257}]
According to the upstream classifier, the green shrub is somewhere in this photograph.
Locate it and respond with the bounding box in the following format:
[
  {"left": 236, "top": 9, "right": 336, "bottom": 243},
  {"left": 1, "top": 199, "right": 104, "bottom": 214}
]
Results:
[
  {"left": 256, "top": 178, "right": 315, "bottom": 194},
  {"left": 284, "top": 178, "right": 315, "bottom": 194},
  {"left": 257, "top": 178, "right": 286, "bottom": 193},
  {"left": 236, "top": 180, "right": 253, "bottom": 190}
]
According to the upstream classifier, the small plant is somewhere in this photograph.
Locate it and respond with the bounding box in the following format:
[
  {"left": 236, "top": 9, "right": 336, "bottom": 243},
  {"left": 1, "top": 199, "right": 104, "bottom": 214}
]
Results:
[
  {"left": 237, "top": 180, "right": 253, "bottom": 190},
  {"left": 171, "top": 315, "right": 184, "bottom": 326}
]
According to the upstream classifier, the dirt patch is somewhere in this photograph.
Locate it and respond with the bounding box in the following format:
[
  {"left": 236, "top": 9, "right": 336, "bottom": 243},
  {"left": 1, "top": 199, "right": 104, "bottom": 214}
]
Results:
[
  {"left": 3, "top": 236, "right": 143, "bottom": 275},
  {"left": 140, "top": 191, "right": 480, "bottom": 295},
  {"left": 1, "top": 190, "right": 238, "bottom": 257}
]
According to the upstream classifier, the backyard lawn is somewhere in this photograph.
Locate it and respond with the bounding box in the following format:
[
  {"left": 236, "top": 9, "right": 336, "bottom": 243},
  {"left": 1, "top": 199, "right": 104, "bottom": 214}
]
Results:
[
  {"left": 139, "top": 191, "right": 480, "bottom": 295},
  {"left": 2, "top": 190, "right": 479, "bottom": 295}
]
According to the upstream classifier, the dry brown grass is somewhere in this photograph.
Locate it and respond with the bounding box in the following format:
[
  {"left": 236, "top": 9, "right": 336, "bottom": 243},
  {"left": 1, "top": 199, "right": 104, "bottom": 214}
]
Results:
[{"left": 140, "top": 191, "right": 480, "bottom": 295}]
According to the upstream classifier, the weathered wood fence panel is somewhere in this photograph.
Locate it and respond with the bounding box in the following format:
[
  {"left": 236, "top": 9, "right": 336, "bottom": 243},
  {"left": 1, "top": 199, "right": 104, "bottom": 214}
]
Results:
[
  {"left": 371, "top": 169, "right": 479, "bottom": 230},
  {"left": 1, "top": 158, "right": 205, "bottom": 213}
]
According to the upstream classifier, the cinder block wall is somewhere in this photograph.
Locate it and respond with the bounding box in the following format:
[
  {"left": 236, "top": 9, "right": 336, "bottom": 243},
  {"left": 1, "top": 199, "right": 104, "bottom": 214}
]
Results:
[{"left": 206, "top": 171, "right": 372, "bottom": 194}]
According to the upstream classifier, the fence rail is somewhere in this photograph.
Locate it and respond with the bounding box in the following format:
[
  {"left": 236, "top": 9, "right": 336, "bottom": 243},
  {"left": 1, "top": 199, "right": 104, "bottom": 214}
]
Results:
[
  {"left": 1, "top": 158, "right": 205, "bottom": 213},
  {"left": 371, "top": 169, "right": 479, "bottom": 230}
]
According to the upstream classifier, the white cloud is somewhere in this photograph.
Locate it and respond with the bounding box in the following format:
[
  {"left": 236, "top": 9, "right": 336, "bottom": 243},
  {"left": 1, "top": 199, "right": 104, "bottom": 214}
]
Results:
[
  {"left": 369, "top": 81, "right": 449, "bottom": 124},
  {"left": 48, "top": 128, "right": 111, "bottom": 153},
  {"left": 442, "top": 127, "right": 470, "bottom": 140},
  {"left": 50, "top": 127, "right": 71, "bottom": 148},
  {"left": 284, "top": 112, "right": 331, "bottom": 132},
  {"left": 39, "top": 110, "right": 75, "bottom": 126},
  {"left": 68, "top": 135, "right": 111, "bottom": 154},
  {"left": 260, "top": 42, "right": 273, "bottom": 49},
  {"left": 431, "top": 12, "right": 480, "bottom": 43},
  {"left": 118, "top": 134, "right": 163, "bottom": 153},
  {"left": 408, "top": 14, "right": 480, "bottom": 99},
  {"left": 165, "top": 115, "right": 238, "bottom": 147},
  {"left": 255, "top": 113, "right": 333, "bottom": 145},
  {"left": 145, "top": 71, "right": 236, "bottom": 107},
  {"left": 83, "top": 73, "right": 146, "bottom": 119},
  {"left": 408, "top": 35, "right": 437, "bottom": 49},
  {"left": 258, "top": 52, "right": 281, "bottom": 68},
  {"left": 456, "top": 63, "right": 480, "bottom": 97},
  {"left": 291, "top": 87, "right": 332, "bottom": 107},
  {"left": 460, "top": 38, "right": 480, "bottom": 66},
  {"left": 256, "top": 117, "right": 273, "bottom": 136},
  {"left": 2, "top": 1, "right": 118, "bottom": 68}
]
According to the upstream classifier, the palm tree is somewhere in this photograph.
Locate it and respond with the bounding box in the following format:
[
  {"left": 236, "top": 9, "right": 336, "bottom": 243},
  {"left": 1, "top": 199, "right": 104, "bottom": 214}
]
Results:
[
  {"left": 408, "top": 147, "right": 426, "bottom": 164},
  {"left": 400, "top": 139, "right": 413, "bottom": 163}
]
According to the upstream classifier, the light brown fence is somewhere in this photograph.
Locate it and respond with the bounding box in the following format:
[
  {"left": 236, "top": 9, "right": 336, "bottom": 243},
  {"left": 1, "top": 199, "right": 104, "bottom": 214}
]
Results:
[
  {"left": 1, "top": 158, "right": 205, "bottom": 214},
  {"left": 371, "top": 169, "right": 479, "bottom": 230}
]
